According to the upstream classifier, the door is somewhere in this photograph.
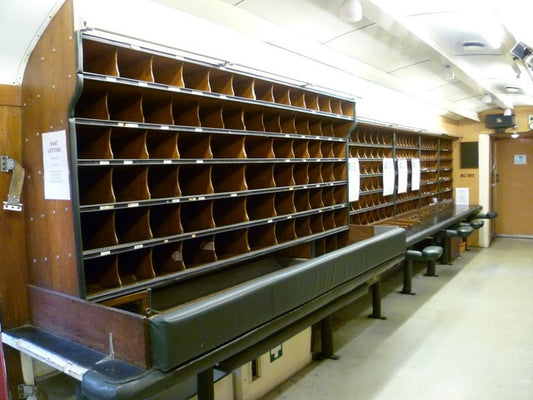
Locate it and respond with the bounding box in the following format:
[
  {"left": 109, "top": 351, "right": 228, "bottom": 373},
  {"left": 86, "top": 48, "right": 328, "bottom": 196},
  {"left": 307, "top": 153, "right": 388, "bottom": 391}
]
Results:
[{"left": 493, "top": 136, "right": 533, "bottom": 236}]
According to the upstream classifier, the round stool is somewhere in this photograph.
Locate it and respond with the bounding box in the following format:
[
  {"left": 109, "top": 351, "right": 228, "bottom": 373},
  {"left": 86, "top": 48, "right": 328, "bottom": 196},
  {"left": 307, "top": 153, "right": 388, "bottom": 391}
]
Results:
[
  {"left": 468, "top": 219, "right": 484, "bottom": 230},
  {"left": 401, "top": 245, "right": 443, "bottom": 295},
  {"left": 438, "top": 225, "right": 474, "bottom": 264},
  {"left": 475, "top": 211, "right": 498, "bottom": 220}
]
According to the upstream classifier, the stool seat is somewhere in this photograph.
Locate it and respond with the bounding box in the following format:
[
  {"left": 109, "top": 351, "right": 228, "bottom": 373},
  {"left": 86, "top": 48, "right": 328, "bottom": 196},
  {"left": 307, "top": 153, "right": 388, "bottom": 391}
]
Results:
[
  {"left": 422, "top": 245, "right": 444, "bottom": 259},
  {"left": 477, "top": 211, "right": 498, "bottom": 219},
  {"left": 469, "top": 219, "right": 484, "bottom": 230},
  {"left": 402, "top": 245, "right": 444, "bottom": 294},
  {"left": 456, "top": 225, "right": 474, "bottom": 237},
  {"left": 406, "top": 246, "right": 443, "bottom": 261},
  {"left": 440, "top": 226, "right": 472, "bottom": 238}
]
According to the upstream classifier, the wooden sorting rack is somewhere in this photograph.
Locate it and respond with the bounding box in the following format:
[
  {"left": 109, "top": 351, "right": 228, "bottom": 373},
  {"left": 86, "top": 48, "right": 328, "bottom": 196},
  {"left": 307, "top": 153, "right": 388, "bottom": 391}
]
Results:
[
  {"left": 349, "top": 122, "right": 454, "bottom": 225},
  {"left": 71, "top": 33, "right": 356, "bottom": 301}
]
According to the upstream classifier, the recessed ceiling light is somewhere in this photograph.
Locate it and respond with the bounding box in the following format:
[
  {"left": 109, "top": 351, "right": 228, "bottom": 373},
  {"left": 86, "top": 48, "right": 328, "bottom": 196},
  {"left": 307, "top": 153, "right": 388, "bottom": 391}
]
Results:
[
  {"left": 462, "top": 41, "right": 486, "bottom": 52},
  {"left": 505, "top": 86, "right": 521, "bottom": 93}
]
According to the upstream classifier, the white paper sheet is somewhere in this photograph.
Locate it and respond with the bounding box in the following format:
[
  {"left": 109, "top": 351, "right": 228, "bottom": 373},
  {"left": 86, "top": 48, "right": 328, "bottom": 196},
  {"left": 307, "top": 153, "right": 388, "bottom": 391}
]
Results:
[
  {"left": 411, "top": 158, "right": 421, "bottom": 191},
  {"left": 42, "top": 130, "right": 71, "bottom": 200},
  {"left": 382, "top": 158, "right": 395, "bottom": 196},
  {"left": 397, "top": 159, "right": 408, "bottom": 194},
  {"left": 455, "top": 187, "right": 469, "bottom": 205},
  {"left": 348, "top": 158, "right": 361, "bottom": 202}
]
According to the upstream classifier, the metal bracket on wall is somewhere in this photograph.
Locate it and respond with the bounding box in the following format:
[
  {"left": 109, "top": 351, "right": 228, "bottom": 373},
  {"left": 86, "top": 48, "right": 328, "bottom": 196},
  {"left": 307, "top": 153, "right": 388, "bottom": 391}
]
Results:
[{"left": 1, "top": 155, "right": 25, "bottom": 212}]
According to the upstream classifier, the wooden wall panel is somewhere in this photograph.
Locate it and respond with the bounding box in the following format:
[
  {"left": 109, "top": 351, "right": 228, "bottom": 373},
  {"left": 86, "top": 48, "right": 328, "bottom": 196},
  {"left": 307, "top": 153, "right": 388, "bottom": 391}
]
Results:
[
  {"left": 0, "top": 86, "right": 27, "bottom": 400},
  {"left": 21, "top": 0, "right": 80, "bottom": 295},
  {"left": 0, "top": 85, "right": 21, "bottom": 107},
  {"left": 0, "top": 103, "right": 27, "bottom": 328}
]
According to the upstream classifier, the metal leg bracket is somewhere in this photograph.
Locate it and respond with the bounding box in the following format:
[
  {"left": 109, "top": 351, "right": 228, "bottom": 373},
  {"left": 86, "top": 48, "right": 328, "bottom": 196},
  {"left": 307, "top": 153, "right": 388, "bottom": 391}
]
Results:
[{"left": 1, "top": 155, "right": 25, "bottom": 212}]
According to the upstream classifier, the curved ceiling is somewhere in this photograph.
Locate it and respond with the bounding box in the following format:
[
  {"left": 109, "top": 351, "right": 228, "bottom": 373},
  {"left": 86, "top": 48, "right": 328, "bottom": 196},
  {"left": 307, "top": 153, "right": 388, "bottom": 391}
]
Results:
[{"left": 2, "top": 0, "right": 533, "bottom": 123}]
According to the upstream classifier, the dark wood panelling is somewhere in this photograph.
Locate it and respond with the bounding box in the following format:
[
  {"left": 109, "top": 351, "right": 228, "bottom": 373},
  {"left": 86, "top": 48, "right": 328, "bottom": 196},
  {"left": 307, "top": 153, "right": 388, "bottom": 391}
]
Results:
[
  {"left": 28, "top": 285, "right": 149, "bottom": 368},
  {"left": 21, "top": 0, "right": 79, "bottom": 295}
]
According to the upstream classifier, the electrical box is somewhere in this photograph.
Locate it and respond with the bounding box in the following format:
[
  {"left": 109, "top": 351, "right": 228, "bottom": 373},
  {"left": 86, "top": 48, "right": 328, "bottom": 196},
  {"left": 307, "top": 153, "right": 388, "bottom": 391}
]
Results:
[{"left": 233, "top": 328, "right": 312, "bottom": 400}]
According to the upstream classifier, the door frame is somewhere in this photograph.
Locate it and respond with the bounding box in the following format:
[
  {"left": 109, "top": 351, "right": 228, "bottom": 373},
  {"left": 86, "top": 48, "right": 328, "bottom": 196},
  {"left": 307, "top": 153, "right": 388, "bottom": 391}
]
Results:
[{"left": 478, "top": 134, "right": 493, "bottom": 247}]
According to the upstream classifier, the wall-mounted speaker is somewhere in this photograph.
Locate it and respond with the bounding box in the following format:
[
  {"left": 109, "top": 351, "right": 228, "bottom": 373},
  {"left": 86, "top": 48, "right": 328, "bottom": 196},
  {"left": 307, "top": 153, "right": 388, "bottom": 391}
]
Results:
[{"left": 485, "top": 114, "right": 514, "bottom": 130}]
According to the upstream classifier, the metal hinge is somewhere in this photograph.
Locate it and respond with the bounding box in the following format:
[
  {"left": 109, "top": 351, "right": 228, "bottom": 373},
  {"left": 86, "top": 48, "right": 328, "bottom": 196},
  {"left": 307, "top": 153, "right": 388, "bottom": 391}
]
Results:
[{"left": 1, "top": 155, "right": 24, "bottom": 211}]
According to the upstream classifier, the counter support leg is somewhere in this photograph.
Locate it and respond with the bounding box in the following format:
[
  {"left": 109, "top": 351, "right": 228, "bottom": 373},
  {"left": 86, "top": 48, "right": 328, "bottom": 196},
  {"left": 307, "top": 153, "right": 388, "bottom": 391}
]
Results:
[
  {"left": 440, "top": 237, "right": 450, "bottom": 265},
  {"left": 198, "top": 367, "right": 214, "bottom": 400},
  {"left": 368, "top": 279, "right": 386, "bottom": 320},
  {"left": 315, "top": 315, "right": 339, "bottom": 360},
  {"left": 401, "top": 260, "right": 415, "bottom": 295}
]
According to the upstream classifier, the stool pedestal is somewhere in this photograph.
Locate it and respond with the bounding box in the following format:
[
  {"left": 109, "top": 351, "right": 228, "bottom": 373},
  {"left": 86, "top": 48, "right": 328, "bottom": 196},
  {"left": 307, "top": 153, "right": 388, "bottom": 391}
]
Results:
[
  {"left": 438, "top": 225, "right": 473, "bottom": 264},
  {"left": 401, "top": 245, "right": 443, "bottom": 295}
]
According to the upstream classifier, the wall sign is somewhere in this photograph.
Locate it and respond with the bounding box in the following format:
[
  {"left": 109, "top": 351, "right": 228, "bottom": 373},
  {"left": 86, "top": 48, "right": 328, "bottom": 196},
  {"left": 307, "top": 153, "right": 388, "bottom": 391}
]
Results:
[
  {"left": 514, "top": 154, "right": 527, "bottom": 165},
  {"left": 455, "top": 187, "right": 469, "bottom": 205},
  {"left": 42, "top": 130, "right": 71, "bottom": 200},
  {"left": 411, "top": 158, "right": 420, "bottom": 191},
  {"left": 348, "top": 158, "right": 361, "bottom": 202},
  {"left": 397, "top": 159, "right": 408, "bottom": 194},
  {"left": 382, "top": 158, "right": 395, "bottom": 196}
]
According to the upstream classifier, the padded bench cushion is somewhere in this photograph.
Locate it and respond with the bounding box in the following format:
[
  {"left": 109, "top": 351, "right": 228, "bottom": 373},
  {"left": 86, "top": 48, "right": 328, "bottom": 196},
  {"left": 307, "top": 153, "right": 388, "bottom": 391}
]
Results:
[{"left": 149, "top": 226, "right": 406, "bottom": 371}]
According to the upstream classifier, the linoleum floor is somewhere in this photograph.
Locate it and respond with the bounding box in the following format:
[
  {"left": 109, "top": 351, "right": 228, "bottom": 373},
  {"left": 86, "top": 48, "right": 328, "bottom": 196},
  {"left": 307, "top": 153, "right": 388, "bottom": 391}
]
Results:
[{"left": 260, "top": 237, "right": 533, "bottom": 400}]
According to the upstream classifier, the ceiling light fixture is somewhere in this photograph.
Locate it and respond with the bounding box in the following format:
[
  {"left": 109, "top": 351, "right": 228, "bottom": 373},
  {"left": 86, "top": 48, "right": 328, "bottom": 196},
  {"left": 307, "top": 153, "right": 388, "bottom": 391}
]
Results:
[
  {"left": 442, "top": 65, "right": 455, "bottom": 80},
  {"left": 482, "top": 94, "right": 492, "bottom": 104},
  {"left": 462, "top": 41, "right": 485, "bottom": 52},
  {"left": 339, "top": 0, "right": 363, "bottom": 23},
  {"left": 505, "top": 86, "right": 521, "bottom": 93}
]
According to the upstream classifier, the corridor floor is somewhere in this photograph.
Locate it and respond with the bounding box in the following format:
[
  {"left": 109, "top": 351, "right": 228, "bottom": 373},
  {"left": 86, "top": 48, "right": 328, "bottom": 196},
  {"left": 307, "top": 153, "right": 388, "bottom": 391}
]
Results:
[{"left": 260, "top": 238, "right": 533, "bottom": 400}]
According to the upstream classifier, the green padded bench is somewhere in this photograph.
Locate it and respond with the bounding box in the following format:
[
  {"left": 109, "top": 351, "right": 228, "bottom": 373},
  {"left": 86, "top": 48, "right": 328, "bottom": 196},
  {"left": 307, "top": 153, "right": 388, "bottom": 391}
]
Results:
[
  {"left": 148, "top": 225, "right": 406, "bottom": 372},
  {"left": 77, "top": 225, "right": 407, "bottom": 399}
]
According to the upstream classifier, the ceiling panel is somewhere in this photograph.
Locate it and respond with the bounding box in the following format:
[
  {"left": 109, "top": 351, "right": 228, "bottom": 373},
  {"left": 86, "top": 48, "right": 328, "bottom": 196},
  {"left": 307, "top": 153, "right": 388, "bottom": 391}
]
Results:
[
  {"left": 225, "top": 0, "right": 356, "bottom": 44},
  {"left": 459, "top": 55, "right": 519, "bottom": 80},
  {"left": 326, "top": 24, "right": 428, "bottom": 72},
  {"left": 407, "top": 11, "right": 505, "bottom": 54},
  {"left": 427, "top": 81, "right": 482, "bottom": 102},
  {"left": 389, "top": 60, "right": 454, "bottom": 91}
]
